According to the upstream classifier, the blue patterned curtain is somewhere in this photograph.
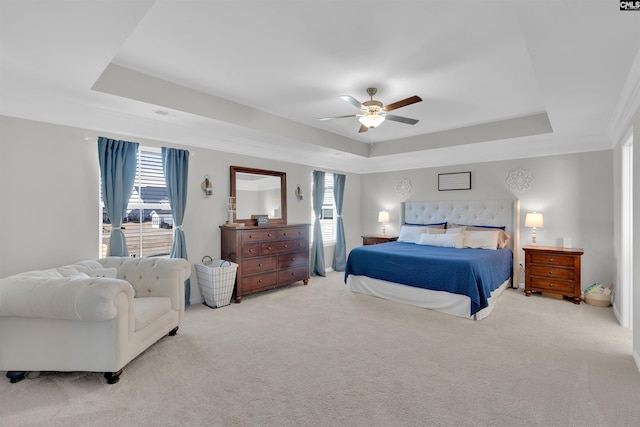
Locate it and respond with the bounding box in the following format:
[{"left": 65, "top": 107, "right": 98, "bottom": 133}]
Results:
[
  {"left": 162, "top": 147, "right": 191, "bottom": 308},
  {"left": 97, "top": 137, "right": 139, "bottom": 257},
  {"left": 332, "top": 173, "right": 346, "bottom": 271},
  {"left": 310, "top": 170, "right": 326, "bottom": 276}
]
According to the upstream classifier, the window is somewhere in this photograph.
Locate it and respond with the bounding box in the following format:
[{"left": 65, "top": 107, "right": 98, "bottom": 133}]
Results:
[
  {"left": 311, "top": 173, "right": 336, "bottom": 243},
  {"left": 100, "top": 147, "right": 173, "bottom": 257}
]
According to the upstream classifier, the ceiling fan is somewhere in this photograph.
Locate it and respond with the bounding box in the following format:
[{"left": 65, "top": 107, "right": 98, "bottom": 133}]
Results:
[{"left": 319, "top": 87, "right": 422, "bottom": 133}]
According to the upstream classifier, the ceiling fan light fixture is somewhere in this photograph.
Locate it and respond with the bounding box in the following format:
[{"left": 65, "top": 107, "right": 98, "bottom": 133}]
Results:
[{"left": 359, "top": 113, "right": 385, "bottom": 128}]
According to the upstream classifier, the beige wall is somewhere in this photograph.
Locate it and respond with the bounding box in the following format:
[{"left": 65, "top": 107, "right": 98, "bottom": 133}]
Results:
[
  {"left": 0, "top": 116, "right": 362, "bottom": 303},
  {"left": 359, "top": 150, "right": 614, "bottom": 290}
]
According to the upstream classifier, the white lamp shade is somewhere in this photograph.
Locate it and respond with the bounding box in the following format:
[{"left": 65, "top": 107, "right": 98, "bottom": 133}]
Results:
[
  {"left": 378, "top": 210, "right": 390, "bottom": 223},
  {"left": 525, "top": 212, "right": 544, "bottom": 228},
  {"left": 359, "top": 113, "right": 385, "bottom": 128}
]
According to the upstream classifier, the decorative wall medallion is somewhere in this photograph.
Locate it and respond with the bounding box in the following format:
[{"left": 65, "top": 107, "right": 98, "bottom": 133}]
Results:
[
  {"left": 395, "top": 177, "right": 413, "bottom": 196},
  {"left": 506, "top": 168, "right": 534, "bottom": 191}
]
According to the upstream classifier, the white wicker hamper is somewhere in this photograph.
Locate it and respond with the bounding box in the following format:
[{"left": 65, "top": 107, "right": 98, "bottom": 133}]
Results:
[{"left": 196, "top": 260, "right": 238, "bottom": 308}]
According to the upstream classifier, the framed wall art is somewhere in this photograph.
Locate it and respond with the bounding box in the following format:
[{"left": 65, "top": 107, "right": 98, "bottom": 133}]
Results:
[{"left": 438, "top": 172, "right": 471, "bottom": 191}]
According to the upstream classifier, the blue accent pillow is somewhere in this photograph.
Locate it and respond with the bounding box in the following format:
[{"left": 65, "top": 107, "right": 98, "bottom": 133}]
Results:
[{"left": 405, "top": 221, "right": 446, "bottom": 229}]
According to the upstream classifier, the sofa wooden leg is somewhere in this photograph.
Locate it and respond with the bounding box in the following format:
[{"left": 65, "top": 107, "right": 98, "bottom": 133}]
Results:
[
  {"left": 104, "top": 369, "right": 122, "bottom": 384},
  {"left": 168, "top": 326, "right": 179, "bottom": 336},
  {"left": 6, "top": 371, "right": 26, "bottom": 383}
]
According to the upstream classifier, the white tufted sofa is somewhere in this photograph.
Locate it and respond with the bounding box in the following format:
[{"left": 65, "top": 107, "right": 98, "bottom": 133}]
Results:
[{"left": 0, "top": 257, "right": 191, "bottom": 384}]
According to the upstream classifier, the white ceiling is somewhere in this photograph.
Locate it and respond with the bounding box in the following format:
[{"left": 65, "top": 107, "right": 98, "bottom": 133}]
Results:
[{"left": 1, "top": 1, "right": 639, "bottom": 173}]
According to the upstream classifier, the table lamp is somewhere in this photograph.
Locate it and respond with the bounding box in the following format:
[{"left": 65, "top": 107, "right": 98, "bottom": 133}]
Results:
[
  {"left": 525, "top": 212, "right": 544, "bottom": 245},
  {"left": 378, "top": 210, "right": 390, "bottom": 235}
]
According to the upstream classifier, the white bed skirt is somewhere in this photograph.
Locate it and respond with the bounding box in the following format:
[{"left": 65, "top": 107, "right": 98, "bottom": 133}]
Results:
[{"left": 347, "top": 275, "right": 510, "bottom": 320}]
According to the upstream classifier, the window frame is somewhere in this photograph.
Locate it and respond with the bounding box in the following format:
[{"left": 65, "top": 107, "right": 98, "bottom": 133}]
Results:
[{"left": 99, "top": 146, "right": 174, "bottom": 258}]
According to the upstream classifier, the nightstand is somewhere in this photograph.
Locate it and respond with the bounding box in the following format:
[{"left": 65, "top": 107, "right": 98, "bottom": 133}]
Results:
[
  {"left": 523, "top": 245, "right": 584, "bottom": 304},
  {"left": 362, "top": 234, "right": 398, "bottom": 246}
]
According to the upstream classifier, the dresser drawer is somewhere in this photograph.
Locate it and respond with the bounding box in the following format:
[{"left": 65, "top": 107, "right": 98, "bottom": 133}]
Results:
[
  {"left": 278, "top": 265, "right": 309, "bottom": 284},
  {"left": 241, "top": 229, "right": 278, "bottom": 243},
  {"left": 278, "top": 253, "right": 308, "bottom": 269},
  {"left": 242, "top": 256, "right": 277, "bottom": 275},
  {"left": 529, "top": 265, "right": 575, "bottom": 280},
  {"left": 529, "top": 253, "right": 575, "bottom": 267},
  {"left": 242, "top": 243, "right": 260, "bottom": 258},
  {"left": 277, "top": 227, "right": 307, "bottom": 240},
  {"left": 261, "top": 238, "right": 307, "bottom": 255},
  {"left": 241, "top": 272, "right": 278, "bottom": 293},
  {"left": 529, "top": 277, "right": 575, "bottom": 294}
]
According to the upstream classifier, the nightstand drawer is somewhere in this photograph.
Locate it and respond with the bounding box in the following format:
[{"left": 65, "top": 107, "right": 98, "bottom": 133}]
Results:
[
  {"left": 529, "top": 253, "right": 575, "bottom": 267},
  {"left": 529, "top": 265, "right": 575, "bottom": 280},
  {"left": 529, "top": 277, "right": 575, "bottom": 294}
]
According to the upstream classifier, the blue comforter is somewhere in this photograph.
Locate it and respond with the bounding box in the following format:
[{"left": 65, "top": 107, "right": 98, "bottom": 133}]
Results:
[{"left": 344, "top": 242, "right": 513, "bottom": 315}]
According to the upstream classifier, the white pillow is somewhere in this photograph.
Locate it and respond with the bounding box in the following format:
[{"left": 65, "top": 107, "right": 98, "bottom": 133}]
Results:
[
  {"left": 463, "top": 230, "right": 500, "bottom": 250},
  {"left": 88, "top": 268, "right": 118, "bottom": 278},
  {"left": 425, "top": 227, "right": 446, "bottom": 235},
  {"left": 417, "top": 233, "right": 464, "bottom": 248},
  {"left": 398, "top": 225, "right": 426, "bottom": 243},
  {"left": 445, "top": 226, "right": 466, "bottom": 234}
]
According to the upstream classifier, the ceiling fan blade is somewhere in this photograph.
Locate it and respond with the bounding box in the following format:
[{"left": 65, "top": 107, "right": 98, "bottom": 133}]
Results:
[
  {"left": 385, "top": 114, "right": 419, "bottom": 125},
  {"left": 318, "top": 114, "right": 357, "bottom": 121},
  {"left": 384, "top": 95, "right": 422, "bottom": 112},
  {"left": 358, "top": 124, "right": 369, "bottom": 133},
  {"left": 340, "top": 95, "right": 364, "bottom": 110}
]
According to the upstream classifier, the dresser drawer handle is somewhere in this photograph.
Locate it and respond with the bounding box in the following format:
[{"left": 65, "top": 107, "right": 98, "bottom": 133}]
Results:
[
  {"left": 249, "top": 249, "right": 254, "bottom": 253},
  {"left": 290, "top": 257, "right": 295, "bottom": 261},
  {"left": 267, "top": 233, "right": 272, "bottom": 237},
  {"left": 267, "top": 246, "right": 272, "bottom": 250},
  {"left": 548, "top": 258, "right": 554, "bottom": 262},
  {"left": 549, "top": 270, "right": 554, "bottom": 275},
  {"left": 283, "top": 232, "right": 288, "bottom": 236},
  {"left": 258, "top": 263, "right": 263, "bottom": 267},
  {"left": 258, "top": 279, "right": 263, "bottom": 283},
  {"left": 548, "top": 283, "right": 554, "bottom": 287},
  {"left": 284, "top": 245, "right": 288, "bottom": 249}
]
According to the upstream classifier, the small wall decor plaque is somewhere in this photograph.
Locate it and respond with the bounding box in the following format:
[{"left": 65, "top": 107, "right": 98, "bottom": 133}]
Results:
[
  {"left": 395, "top": 177, "right": 413, "bottom": 196},
  {"left": 438, "top": 172, "right": 471, "bottom": 191},
  {"left": 506, "top": 168, "right": 534, "bottom": 192}
]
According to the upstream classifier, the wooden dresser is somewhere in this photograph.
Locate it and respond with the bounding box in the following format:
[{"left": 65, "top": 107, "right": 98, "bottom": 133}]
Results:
[
  {"left": 362, "top": 234, "right": 399, "bottom": 246},
  {"left": 523, "top": 245, "right": 584, "bottom": 304},
  {"left": 220, "top": 224, "right": 310, "bottom": 303}
]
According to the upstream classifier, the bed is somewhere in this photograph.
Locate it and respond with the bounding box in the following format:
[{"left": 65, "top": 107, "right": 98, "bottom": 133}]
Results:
[{"left": 346, "top": 200, "right": 520, "bottom": 320}]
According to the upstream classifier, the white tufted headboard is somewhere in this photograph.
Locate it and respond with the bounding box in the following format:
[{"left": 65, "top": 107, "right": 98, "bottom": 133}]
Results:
[{"left": 400, "top": 200, "right": 521, "bottom": 286}]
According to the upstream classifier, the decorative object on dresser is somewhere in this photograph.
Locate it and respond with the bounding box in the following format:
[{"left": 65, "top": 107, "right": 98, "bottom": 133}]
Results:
[
  {"left": 377, "top": 210, "right": 390, "bottom": 234},
  {"left": 220, "top": 224, "right": 310, "bottom": 303},
  {"left": 524, "top": 212, "right": 544, "bottom": 244},
  {"left": 523, "top": 245, "right": 583, "bottom": 304},
  {"left": 362, "top": 234, "right": 399, "bottom": 246}
]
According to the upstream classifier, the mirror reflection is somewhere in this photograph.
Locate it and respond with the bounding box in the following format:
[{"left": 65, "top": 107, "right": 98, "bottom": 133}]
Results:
[
  {"left": 230, "top": 166, "right": 287, "bottom": 225},
  {"left": 235, "top": 173, "right": 282, "bottom": 219}
]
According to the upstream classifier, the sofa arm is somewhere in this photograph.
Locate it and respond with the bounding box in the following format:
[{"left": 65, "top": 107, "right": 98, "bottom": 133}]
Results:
[
  {"left": 98, "top": 257, "right": 191, "bottom": 310},
  {"left": 0, "top": 275, "right": 135, "bottom": 321}
]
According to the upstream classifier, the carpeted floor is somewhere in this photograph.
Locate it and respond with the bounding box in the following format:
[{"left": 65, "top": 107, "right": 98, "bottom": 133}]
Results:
[{"left": 1, "top": 271, "right": 639, "bottom": 427}]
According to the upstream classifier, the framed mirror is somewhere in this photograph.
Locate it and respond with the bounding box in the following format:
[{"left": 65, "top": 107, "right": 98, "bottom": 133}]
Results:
[{"left": 230, "top": 166, "right": 287, "bottom": 225}]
